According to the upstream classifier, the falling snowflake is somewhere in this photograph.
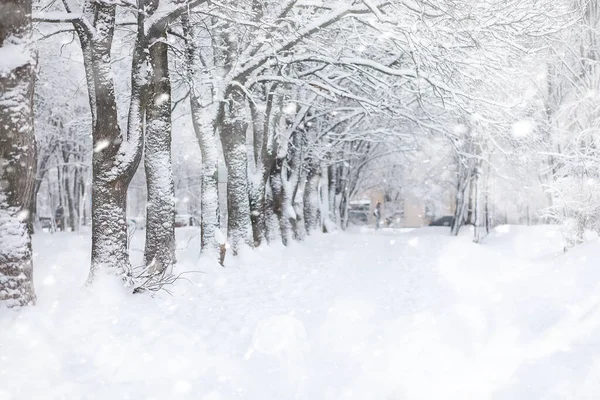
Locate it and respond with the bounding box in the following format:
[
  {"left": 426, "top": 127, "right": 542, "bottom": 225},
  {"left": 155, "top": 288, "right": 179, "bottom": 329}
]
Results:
[
  {"left": 94, "top": 140, "right": 110, "bottom": 153},
  {"left": 512, "top": 120, "right": 534, "bottom": 138},
  {"left": 155, "top": 93, "right": 170, "bottom": 106}
]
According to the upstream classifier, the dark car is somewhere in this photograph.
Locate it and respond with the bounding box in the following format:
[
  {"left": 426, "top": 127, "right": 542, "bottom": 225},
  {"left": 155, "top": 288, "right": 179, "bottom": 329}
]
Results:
[
  {"left": 175, "top": 214, "right": 199, "bottom": 227},
  {"left": 429, "top": 216, "right": 454, "bottom": 226}
]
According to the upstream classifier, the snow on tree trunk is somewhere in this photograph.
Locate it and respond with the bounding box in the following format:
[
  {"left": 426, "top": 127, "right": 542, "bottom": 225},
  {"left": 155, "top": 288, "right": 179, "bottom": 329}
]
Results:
[
  {"left": 247, "top": 90, "right": 281, "bottom": 247},
  {"left": 182, "top": 15, "right": 221, "bottom": 256},
  {"left": 451, "top": 175, "right": 469, "bottom": 236},
  {"left": 473, "top": 158, "right": 486, "bottom": 244},
  {"left": 270, "top": 158, "right": 294, "bottom": 245},
  {"left": 451, "top": 152, "right": 475, "bottom": 236},
  {"left": 64, "top": 160, "right": 76, "bottom": 232},
  {"left": 0, "top": 0, "right": 37, "bottom": 306},
  {"left": 248, "top": 173, "right": 267, "bottom": 246},
  {"left": 304, "top": 163, "right": 321, "bottom": 233},
  {"left": 88, "top": 7, "right": 131, "bottom": 279},
  {"left": 90, "top": 179, "right": 130, "bottom": 279},
  {"left": 220, "top": 88, "right": 253, "bottom": 254},
  {"left": 338, "top": 165, "right": 350, "bottom": 230},
  {"left": 80, "top": 4, "right": 147, "bottom": 282},
  {"left": 328, "top": 165, "right": 338, "bottom": 225},
  {"left": 264, "top": 182, "right": 281, "bottom": 242},
  {"left": 292, "top": 170, "right": 308, "bottom": 241},
  {"left": 144, "top": 34, "right": 176, "bottom": 273},
  {"left": 195, "top": 107, "right": 221, "bottom": 254},
  {"left": 320, "top": 164, "right": 333, "bottom": 232}
]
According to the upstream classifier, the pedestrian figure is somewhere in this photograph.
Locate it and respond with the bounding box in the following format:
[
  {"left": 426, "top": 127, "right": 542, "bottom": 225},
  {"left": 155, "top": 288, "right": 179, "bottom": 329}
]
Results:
[
  {"left": 373, "top": 202, "right": 382, "bottom": 229},
  {"left": 55, "top": 205, "right": 64, "bottom": 232}
]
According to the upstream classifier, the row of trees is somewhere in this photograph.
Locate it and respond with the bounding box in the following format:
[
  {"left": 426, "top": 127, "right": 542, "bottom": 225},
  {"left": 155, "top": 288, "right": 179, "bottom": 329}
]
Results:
[{"left": 0, "top": 0, "right": 583, "bottom": 306}]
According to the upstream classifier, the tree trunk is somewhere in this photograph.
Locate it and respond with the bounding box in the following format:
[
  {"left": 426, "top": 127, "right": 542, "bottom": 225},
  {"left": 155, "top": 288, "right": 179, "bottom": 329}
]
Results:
[
  {"left": 264, "top": 181, "right": 280, "bottom": 242},
  {"left": 270, "top": 157, "right": 294, "bottom": 245},
  {"left": 65, "top": 166, "right": 76, "bottom": 231},
  {"left": 144, "top": 33, "right": 176, "bottom": 273},
  {"left": 248, "top": 175, "right": 267, "bottom": 246},
  {"left": 304, "top": 163, "right": 321, "bottom": 233},
  {"left": 182, "top": 15, "right": 221, "bottom": 255},
  {"left": 473, "top": 160, "right": 486, "bottom": 244},
  {"left": 220, "top": 88, "right": 253, "bottom": 254},
  {"left": 451, "top": 161, "right": 473, "bottom": 236},
  {"left": 79, "top": 171, "right": 88, "bottom": 226},
  {"left": 72, "top": 165, "right": 81, "bottom": 230},
  {"left": 84, "top": 3, "right": 147, "bottom": 281},
  {"left": 328, "top": 164, "right": 338, "bottom": 225},
  {"left": 292, "top": 169, "right": 307, "bottom": 240},
  {"left": 320, "top": 164, "right": 330, "bottom": 232},
  {"left": 247, "top": 90, "right": 279, "bottom": 248},
  {"left": 0, "top": 0, "right": 37, "bottom": 306},
  {"left": 90, "top": 178, "right": 130, "bottom": 279}
]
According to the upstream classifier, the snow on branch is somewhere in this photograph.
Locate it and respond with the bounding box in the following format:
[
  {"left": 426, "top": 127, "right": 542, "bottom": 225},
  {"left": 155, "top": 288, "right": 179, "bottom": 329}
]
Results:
[
  {"left": 232, "top": 3, "right": 370, "bottom": 82},
  {"left": 33, "top": 11, "right": 83, "bottom": 24},
  {"left": 144, "top": 0, "right": 210, "bottom": 36},
  {"left": 279, "top": 55, "right": 417, "bottom": 78}
]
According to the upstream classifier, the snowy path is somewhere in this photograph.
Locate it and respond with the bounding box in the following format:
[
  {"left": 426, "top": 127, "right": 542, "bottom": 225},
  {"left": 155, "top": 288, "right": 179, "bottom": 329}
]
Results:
[{"left": 2, "top": 226, "right": 600, "bottom": 399}]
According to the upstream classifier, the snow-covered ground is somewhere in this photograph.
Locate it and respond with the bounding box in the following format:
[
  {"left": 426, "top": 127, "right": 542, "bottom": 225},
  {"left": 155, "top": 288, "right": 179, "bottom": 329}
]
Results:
[{"left": 2, "top": 225, "right": 600, "bottom": 399}]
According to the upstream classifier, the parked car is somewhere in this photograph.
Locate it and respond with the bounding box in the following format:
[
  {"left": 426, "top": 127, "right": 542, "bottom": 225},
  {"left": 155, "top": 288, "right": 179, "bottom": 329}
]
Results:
[
  {"left": 429, "top": 216, "right": 454, "bottom": 227},
  {"left": 348, "top": 200, "right": 370, "bottom": 225},
  {"left": 175, "top": 214, "right": 199, "bottom": 227}
]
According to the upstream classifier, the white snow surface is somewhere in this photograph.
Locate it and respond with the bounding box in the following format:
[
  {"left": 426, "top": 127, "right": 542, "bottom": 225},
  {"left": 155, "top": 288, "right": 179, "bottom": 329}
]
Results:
[{"left": 2, "top": 225, "right": 600, "bottom": 399}]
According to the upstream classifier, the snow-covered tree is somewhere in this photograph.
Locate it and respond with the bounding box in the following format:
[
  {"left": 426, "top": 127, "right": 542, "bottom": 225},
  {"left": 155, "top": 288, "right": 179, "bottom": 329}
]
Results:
[{"left": 0, "top": 0, "right": 37, "bottom": 306}]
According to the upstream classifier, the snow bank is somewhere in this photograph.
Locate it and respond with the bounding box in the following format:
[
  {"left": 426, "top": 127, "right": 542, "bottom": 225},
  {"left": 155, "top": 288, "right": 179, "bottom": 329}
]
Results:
[{"left": 2, "top": 225, "right": 600, "bottom": 399}]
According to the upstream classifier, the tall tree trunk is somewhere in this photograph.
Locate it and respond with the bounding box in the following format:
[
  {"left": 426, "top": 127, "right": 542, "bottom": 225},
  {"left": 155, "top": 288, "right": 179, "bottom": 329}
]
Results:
[
  {"left": 182, "top": 15, "right": 221, "bottom": 255},
  {"left": 83, "top": 3, "right": 147, "bottom": 281},
  {"left": 0, "top": 0, "right": 37, "bottom": 306},
  {"left": 270, "top": 157, "right": 294, "bottom": 245},
  {"left": 451, "top": 160, "right": 473, "bottom": 236},
  {"left": 292, "top": 169, "right": 307, "bottom": 240},
  {"left": 65, "top": 167, "right": 76, "bottom": 231},
  {"left": 248, "top": 177, "right": 267, "bottom": 246},
  {"left": 247, "top": 90, "right": 278, "bottom": 247},
  {"left": 473, "top": 159, "right": 486, "bottom": 244},
  {"left": 195, "top": 105, "right": 221, "bottom": 254},
  {"left": 144, "top": 32, "right": 176, "bottom": 273},
  {"left": 56, "top": 164, "right": 63, "bottom": 209},
  {"left": 220, "top": 88, "right": 253, "bottom": 254},
  {"left": 338, "top": 164, "right": 350, "bottom": 229},
  {"left": 79, "top": 171, "right": 88, "bottom": 227},
  {"left": 32, "top": 141, "right": 55, "bottom": 227},
  {"left": 72, "top": 164, "right": 81, "bottom": 230},
  {"left": 328, "top": 164, "right": 338, "bottom": 225},
  {"left": 304, "top": 163, "right": 321, "bottom": 233},
  {"left": 465, "top": 178, "right": 475, "bottom": 225},
  {"left": 264, "top": 181, "right": 280, "bottom": 242},
  {"left": 320, "top": 164, "right": 331, "bottom": 232}
]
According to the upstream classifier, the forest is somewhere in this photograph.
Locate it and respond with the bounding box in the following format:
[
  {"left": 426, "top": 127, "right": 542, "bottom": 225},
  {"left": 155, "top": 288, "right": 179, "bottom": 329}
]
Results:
[{"left": 2, "top": 0, "right": 600, "bottom": 398}]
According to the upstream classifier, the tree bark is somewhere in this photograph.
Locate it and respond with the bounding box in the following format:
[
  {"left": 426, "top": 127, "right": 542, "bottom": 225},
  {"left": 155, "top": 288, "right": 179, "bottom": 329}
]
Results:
[
  {"left": 304, "top": 162, "right": 321, "bottom": 233},
  {"left": 79, "top": 2, "right": 147, "bottom": 281},
  {"left": 473, "top": 159, "right": 486, "bottom": 244},
  {"left": 292, "top": 169, "right": 307, "bottom": 240},
  {"left": 182, "top": 15, "right": 221, "bottom": 255},
  {"left": 0, "top": 0, "right": 37, "bottom": 306},
  {"left": 144, "top": 32, "right": 176, "bottom": 273},
  {"left": 451, "top": 153, "right": 475, "bottom": 236},
  {"left": 270, "top": 157, "right": 294, "bottom": 245},
  {"left": 247, "top": 90, "right": 278, "bottom": 247},
  {"left": 220, "top": 87, "right": 253, "bottom": 254},
  {"left": 328, "top": 164, "right": 338, "bottom": 225}
]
